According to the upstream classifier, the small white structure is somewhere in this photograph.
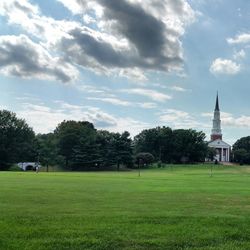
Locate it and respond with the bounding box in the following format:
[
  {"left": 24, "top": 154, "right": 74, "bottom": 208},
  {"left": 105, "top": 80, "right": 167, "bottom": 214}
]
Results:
[
  {"left": 17, "top": 162, "right": 41, "bottom": 171},
  {"left": 208, "top": 93, "right": 231, "bottom": 162}
]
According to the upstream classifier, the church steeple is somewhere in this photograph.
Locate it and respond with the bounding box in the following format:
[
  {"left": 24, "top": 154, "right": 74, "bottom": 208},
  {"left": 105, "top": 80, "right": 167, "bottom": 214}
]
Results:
[
  {"left": 215, "top": 92, "right": 219, "bottom": 111},
  {"left": 211, "top": 92, "right": 222, "bottom": 141}
]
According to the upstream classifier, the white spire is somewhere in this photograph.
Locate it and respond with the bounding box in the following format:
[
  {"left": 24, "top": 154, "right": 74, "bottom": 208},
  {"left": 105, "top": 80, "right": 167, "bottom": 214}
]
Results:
[{"left": 211, "top": 92, "right": 222, "bottom": 141}]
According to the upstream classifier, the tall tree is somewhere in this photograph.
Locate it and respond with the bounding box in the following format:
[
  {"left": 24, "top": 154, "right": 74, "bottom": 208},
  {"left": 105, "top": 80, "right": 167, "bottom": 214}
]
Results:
[
  {"left": 54, "top": 120, "right": 97, "bottom": 169},
  {"left": 35, "top": 133, "right": 58, "bottom": 171},
  {"left": 109, "top": 131, "right": 133, "bottom": 170},
  {"left": 171, "top": 129, "right": 207, "bottom": 163},
  {"left": 95, "top": 130, "right": 115, "bottom": 167},
  {"left": 134, "top": 127, "right": 167, "bottom": 160},
  {"left": 233, "top": 136, "right": 250, "bottom": 164},
  {"left": 0, "top": 110, "right": 35, "bottom": 170}
]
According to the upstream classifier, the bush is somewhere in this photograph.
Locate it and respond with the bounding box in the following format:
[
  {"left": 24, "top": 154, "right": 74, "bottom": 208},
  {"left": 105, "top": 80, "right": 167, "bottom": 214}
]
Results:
[
  {"left": 9, "top": 165, "right": 22, "bottom": 171},
  {"left": 157, "top": 161, "right": 162, "bottom": 168},
  {"left": 135, "top": 152, "right": 155, "bottom": 168}
]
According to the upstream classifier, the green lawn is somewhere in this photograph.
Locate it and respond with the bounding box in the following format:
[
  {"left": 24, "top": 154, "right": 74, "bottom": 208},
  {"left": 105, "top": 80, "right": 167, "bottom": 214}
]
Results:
[{"left": 1, "top": 165, "right": 250, "bottom": 250}]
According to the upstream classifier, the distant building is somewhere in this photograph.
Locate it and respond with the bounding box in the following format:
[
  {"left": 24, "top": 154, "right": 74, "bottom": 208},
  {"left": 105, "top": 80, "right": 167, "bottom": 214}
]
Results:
[
  {"left": 208, "top": 93, "right": 231, "bottom": 162},
  {"left": 17, "top": 162, "right": 41, "bottom": 171}
]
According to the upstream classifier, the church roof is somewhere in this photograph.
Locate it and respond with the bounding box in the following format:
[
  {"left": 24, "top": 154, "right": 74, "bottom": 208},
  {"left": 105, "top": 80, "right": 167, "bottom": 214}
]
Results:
[
  {"left": 208, "top": 139, "right": 231, "bottom": 148},
  {"left": 215, "top": 92, "right": 220, "bottom": 111}
]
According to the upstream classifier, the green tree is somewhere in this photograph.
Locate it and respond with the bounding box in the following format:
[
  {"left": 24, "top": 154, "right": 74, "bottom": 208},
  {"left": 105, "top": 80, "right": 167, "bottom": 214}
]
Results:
[
  {"left": 233, "top": 136, "right": 250, "bottom": 164},
  {"left": 233, "top": 149, "right": 249, "bottom": 164},
  {"left": 54, "top": 120, "right": 97, "bottom": 169},
  {"left": 95, "top": 130, "right": 115, "bottom": 167},
  {"left": 72, "top": 139, "right": 99, "bottom": 170},
  {"left": 0, "top": 110, "right": 35, "bottom": 170},
  {"left": 35, "top": 133, "right": 58, "bottom": 171},
  {"left": 134, "top": 127, "right": 207, "bottom": 164},
  {"left": 158, "top": 127, "right": 173, "bottom": 163},
  {"left": 206, "top": 147, "right": 216, "bottom": 161},
  {"left": 135, "top": 152, "right": 155, "bottom": 167},
  {"left": 172, "top": 129, "right": 207, "bottom": 163},
  {"left": 108, "top": 131, "right": 133, "bottom": 170},
  {"left": 134, "top": 127, "right": 172, "bottom": 161}
]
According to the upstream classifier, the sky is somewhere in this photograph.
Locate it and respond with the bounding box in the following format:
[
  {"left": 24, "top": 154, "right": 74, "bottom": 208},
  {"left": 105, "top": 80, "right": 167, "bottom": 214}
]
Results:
[{"left": 1, "top": 0, "right": 250, "bottom": 144}]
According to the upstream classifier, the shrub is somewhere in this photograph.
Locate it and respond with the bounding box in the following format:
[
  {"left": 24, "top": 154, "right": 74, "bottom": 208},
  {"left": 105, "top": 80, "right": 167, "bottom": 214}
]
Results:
[{"left": 9, "top": 165, "right": 22, "bottom": 171}]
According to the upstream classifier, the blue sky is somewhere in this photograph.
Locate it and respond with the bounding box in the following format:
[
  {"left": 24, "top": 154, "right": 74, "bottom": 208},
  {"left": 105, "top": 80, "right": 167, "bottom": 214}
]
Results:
[{"left": 1, "top": 0, "right": 250, "bottom": 144}]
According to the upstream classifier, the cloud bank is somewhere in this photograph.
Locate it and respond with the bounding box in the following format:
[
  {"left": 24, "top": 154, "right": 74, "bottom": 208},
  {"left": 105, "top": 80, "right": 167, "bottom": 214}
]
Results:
[{"left": 0, "top": 0, "right": 196, "bottom": 82}]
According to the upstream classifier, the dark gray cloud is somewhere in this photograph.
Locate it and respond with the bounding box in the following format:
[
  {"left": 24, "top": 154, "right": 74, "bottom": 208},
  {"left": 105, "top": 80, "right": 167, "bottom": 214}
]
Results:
[
  {"left": 60, "top": 24, "right": 181, "bottom": 73},
  {"left": 99, "top": 0, "right": 166, "bottom": 58},
  {"left": 13, "top": 1, "right": 36, "bottom": 14},
  {"left": 0, "top": 35, "right": 78, "bottom": 82},
  {"left": 57, "top": 0, "right": 191, "bottom": 74},
  {"left": 62, "top": 27, "right": 131, "bottom": 68}
]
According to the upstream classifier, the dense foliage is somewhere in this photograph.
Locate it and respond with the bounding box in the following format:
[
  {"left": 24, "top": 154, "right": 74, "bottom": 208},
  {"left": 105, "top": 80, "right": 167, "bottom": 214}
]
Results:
[
  {"left": 54, "top": 120, "right": 97, "bottom": 169},
  {"left": 0, "top": 109, "right": 210, "bottom": 170},
  {"left": 0, "top": 110, "right": 36, "bottom": 170},
  {"left": 54, "top": 121, "right": 133, "bottom": 170},
  {"left": 232, "top": 136, "right": 250, "bottom": 164},
  {"left": 134, "top": 127, "right": 207, "bottom": 163},
  {"left": 35, "top": 133, "right": 59, "bottom": 171}
]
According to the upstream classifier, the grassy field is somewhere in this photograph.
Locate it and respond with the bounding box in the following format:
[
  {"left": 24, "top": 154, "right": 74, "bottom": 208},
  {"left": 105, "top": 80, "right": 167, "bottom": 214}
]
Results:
[{"left": 1, "top": 165, "right": 250, "bottom": 250}]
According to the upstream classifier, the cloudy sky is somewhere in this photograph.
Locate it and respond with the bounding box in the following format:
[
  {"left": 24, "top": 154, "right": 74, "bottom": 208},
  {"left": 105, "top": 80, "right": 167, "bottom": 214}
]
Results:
[{"left": 1, "top": 0, "right": 250, "bottom": 144}]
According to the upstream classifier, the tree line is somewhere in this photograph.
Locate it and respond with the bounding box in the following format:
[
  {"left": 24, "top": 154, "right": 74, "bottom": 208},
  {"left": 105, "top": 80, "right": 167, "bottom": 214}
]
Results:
[{"left": 1, "top": 109, "right": 249, "bottom": 170}]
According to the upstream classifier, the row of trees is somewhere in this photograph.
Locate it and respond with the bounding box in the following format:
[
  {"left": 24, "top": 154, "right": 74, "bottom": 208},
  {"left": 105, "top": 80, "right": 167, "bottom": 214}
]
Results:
[
  {"left": 2, "top": 109, "right": 250, "bottom": 170},
  {"left": 0, "top": 110, "right": 133, "bottom": 170},
  {"left": 134, "top": 126, "right": 208, "bottom": 163}
]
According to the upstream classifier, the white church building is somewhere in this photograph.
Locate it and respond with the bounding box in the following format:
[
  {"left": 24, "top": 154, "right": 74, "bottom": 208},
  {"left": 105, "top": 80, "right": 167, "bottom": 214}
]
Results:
[{"left": 208, "top": 93, "right": 231, "bottom": 162}]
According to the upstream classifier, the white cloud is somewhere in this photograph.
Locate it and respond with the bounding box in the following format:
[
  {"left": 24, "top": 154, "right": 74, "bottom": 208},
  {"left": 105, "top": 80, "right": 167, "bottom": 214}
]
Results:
[
  {"left": 221, "top": 112, "right": 250, "bottom": 128},
  {"left": 87, "top": 97, "right": 132, "bottom": 106},
  {"left": 233, "top": 49, "right": 246, "bottom": 60},
  {"left": 118, "top": 68, "right": 147, "bottom": 82},
  {"left": 87, "top": 97, "right": 157, "bottom": 109},
  {"left": 201, "top": 112, "right": 213, "bottom": 118},
  {"left": 83, "top": 14, "right": 96, "bottom": 24},
  {"left": 0, "top": 0, "right": 78, "bottom": 45},
  {"left": 16, "top": 101, "right": 151, "bottom": 136},
  {"left": 76, "top": 84, "right": 113, "bottom": 95},
  {"left": 210, "top": 58, "right": 241, "bottom": 75},
  {"left": 202, "top": 111, "right": 250, "bottom": 128},
  {"left": 121, "top": 88, "right": 172, "bottom": 102},
  {"left": 159, "top": 109, "right": 209, "bottom": 129},
  {"left": 0, "top": 105, "right": 8, "bottom": 110},
  {"left": 159, "top": 109, "right": 192, "bottom": 122},
  {"left": 227, "top": 33, "right": 250, "bottom": 45},
  {"left": 0, "top": 34, "right": 78, "bottom": 82},
  {"left": 137, "top": 102, "right": 157, "bottom": 109},
  {"left": 170, "top": 86, "right": 188, "bottom": 92},
  {"left": 17, "top": 102, "right": 117, "bottom": 133},
  {"left": 108, "top": 117, "right": 151, "bottom": 137}
]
